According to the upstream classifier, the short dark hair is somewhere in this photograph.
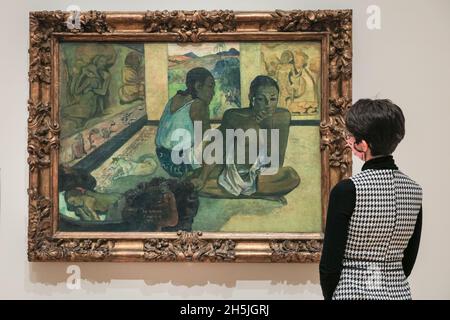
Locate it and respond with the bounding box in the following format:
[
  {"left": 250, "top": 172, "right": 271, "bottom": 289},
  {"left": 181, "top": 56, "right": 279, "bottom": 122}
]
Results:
[
  {"left": 249, "top": 75, "right": 280, "bottom": 107},
  {"left": 345, "top": 99, "right": 405, "bottom": 156},
  {"left": 178, "top": 67, "right": 214, "bottom": 99}
]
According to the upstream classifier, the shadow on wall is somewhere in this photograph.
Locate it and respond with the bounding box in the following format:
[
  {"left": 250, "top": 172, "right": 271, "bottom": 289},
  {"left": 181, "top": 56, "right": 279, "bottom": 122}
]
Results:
[{"left": 27, "top": 263, "right": 320, "bottom": 292}]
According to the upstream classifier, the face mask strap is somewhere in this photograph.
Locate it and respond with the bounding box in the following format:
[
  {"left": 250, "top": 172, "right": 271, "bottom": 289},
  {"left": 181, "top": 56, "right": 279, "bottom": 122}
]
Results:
[{"left": 353, "top": 141, "right": 366, "bottom": 161}]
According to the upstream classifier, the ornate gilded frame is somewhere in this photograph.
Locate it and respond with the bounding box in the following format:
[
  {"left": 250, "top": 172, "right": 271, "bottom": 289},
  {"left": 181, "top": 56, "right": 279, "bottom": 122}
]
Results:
[{"left": 28, "top": 10, "right": 352, "bottom": 262}]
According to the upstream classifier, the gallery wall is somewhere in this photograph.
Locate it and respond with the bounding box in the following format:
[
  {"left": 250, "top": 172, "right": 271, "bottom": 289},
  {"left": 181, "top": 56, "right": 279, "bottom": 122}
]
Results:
[{"left": 0, "top": 0, "right": 449, "bottom": 299}]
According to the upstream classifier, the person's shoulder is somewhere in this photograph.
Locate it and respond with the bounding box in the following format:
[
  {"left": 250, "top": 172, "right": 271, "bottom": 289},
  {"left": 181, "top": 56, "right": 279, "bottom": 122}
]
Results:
[
  {"left": 275, "top": 107, "right": 291, "bottom": 114},
  {"left": 330, "top": 179, "right": 355, "bottom": 197},
  {"left": 394, "top": 170, "right": 423, "bottom": 196},
  {"left": 223, "top": 107, "right": 252, "bottom": 119},
  {"left": 169, "top": 94, "right": 185, "bottom": 109},
  {"left": 329, "top": 179, "right": 356, "bottom": 216},
  {"left": 190, "top": 98, "right": 208, "bottom": 113},
  {"left": 273, "top": 108, "right": 292, "bottom": 120}
]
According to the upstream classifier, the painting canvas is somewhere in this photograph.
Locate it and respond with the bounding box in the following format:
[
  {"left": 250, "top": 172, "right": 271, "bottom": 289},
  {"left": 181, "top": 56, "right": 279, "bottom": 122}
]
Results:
[
  {"left": 58, "top": 41, "right": 323, "bottom": 233},
  {"left": 28, "top": 10, "right": 352, "bottom": 262}
]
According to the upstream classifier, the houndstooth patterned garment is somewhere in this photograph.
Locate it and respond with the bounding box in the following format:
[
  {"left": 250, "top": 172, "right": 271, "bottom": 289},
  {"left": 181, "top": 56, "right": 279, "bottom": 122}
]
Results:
[{"left": 332, "top": 169, "right": 422, "bottom": 300}]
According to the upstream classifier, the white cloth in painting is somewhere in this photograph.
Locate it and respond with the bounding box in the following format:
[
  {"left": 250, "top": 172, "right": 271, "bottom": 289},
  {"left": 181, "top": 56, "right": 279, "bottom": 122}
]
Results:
[{"left": 218, "top": 133, "right": 271, "bottom": 196}]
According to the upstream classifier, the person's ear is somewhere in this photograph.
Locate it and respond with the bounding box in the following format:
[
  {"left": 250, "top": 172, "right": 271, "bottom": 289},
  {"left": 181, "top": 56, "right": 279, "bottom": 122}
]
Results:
[
  {"left": 194, "top": 81, "right": 202, "bottom": 93},
  {"left": 248, "top": 94, "right": 254, "bottom": 106}
]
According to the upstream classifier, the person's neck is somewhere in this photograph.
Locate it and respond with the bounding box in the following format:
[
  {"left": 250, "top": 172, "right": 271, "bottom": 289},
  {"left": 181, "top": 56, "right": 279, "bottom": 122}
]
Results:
[{"left": 362, "top": 154, "right": 397, "bottom": 171}]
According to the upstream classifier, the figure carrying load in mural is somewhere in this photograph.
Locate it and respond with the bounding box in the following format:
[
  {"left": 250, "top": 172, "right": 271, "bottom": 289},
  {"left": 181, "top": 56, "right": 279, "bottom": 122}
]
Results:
[
  {"left": 275, "top": 50, "right": 300, "bottom": 108},
  {"left": 262, "top": 48, "right": 319, "bottom": 115},
  {"left": 61, "top": 54, "right": 113, "bottom": 134},
  {"left": 290, "top": 49, "right": 319, "bottom": 114}
]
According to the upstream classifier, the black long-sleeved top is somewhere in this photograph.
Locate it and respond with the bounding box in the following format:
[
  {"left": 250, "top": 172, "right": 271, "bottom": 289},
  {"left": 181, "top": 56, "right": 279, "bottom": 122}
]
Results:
[{"left": 319, "top": 155, "right": 422, "bottom": 300}]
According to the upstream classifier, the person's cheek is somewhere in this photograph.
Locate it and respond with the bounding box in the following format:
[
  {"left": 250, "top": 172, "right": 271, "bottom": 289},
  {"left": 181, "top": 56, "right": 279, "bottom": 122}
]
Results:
[
  {"left": 270, "top": 101, "right": 277, "bottom": 110},
  {"left": 350, "top": 144, "right": 365, "bottom": 161}
]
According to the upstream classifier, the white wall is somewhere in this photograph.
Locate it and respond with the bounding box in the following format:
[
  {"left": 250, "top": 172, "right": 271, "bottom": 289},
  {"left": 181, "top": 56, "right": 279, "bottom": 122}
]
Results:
[{"left": 0, "top": 0, "right": 449, "bottom": 299}]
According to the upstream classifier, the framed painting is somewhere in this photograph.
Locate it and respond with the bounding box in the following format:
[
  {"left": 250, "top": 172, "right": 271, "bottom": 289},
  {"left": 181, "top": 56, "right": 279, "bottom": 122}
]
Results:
[{"left": 28, "top": 10, "right": 352, "bottom": 262}]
